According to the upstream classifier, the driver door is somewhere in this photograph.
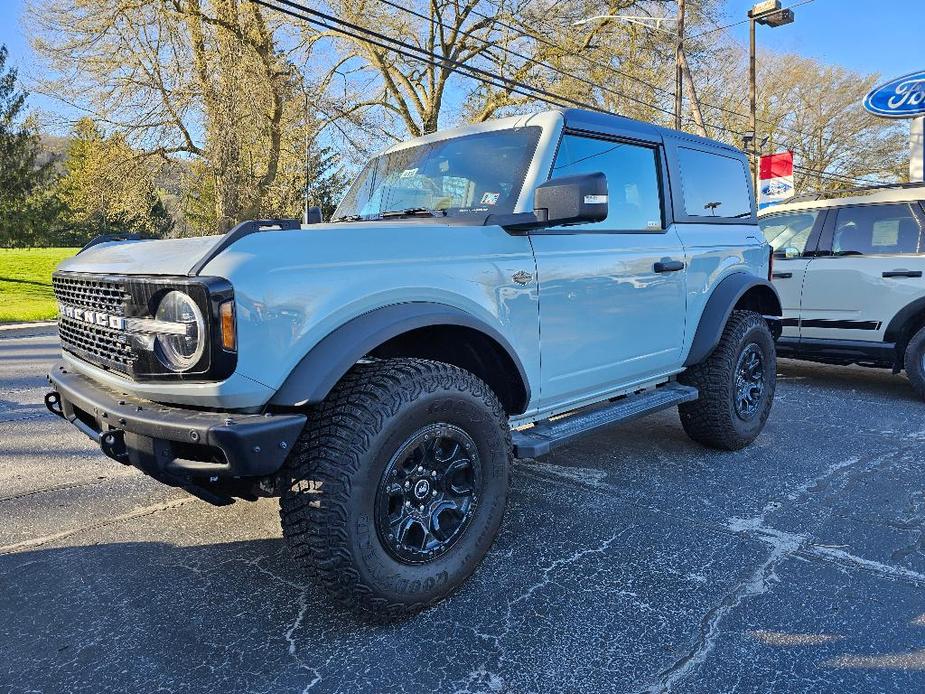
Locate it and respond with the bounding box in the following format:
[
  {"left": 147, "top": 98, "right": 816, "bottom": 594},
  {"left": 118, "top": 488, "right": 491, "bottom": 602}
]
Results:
[{"left": 530, "top": 132, "right": 686, "bottom": 409}]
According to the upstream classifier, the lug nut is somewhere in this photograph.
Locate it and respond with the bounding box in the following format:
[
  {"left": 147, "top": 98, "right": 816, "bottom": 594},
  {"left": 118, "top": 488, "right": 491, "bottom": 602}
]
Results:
[
  {"left": 404, "top": 481, "right": 411, "bottom": 490},
  {"left": 431, "top": 470, "right": 437, "bottom": 478},
  {"left": 417, "top": 466, "right": 424, "bottom": 473}
]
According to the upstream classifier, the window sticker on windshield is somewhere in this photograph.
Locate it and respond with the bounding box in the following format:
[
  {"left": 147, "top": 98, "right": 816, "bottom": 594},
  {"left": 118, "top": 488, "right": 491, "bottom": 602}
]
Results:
[
  {"left": 647, "top": 221, "right": 660, "bottom": 229},
  {"left": 399, "top": 168, "right": 418, "bottom": 179},
  {"left": 480, "top": 192, "right": 500, "bottom": 205}
]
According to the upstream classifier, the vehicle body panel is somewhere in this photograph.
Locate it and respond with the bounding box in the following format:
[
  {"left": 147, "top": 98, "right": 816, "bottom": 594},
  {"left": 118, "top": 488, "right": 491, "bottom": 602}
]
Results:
[
  {"left": 763, "top": 193, "right": 925, "bottom": 353},
  {"left": 58, "top": 235, "right": 221, "bottom": 276},
  {"left": 201, "top": 222, "right": 541, "bottom": 405},
  {"left": 52, "top": 108, "right": 774, "bottom": 424}
]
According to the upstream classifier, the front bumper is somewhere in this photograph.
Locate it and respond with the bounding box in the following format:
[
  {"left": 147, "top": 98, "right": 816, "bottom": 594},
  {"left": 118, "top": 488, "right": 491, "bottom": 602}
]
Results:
[{"left": 46, "top": 361, "right": 306, "bottom": 493}]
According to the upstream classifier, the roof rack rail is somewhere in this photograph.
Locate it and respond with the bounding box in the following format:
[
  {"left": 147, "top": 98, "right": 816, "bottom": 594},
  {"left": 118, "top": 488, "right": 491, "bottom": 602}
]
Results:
[
  {"left": 778, "top": 180, "right": 924, "bottom": 205},
  {"left": 188, "top": 219, "right": 301, "bottom": 276}
]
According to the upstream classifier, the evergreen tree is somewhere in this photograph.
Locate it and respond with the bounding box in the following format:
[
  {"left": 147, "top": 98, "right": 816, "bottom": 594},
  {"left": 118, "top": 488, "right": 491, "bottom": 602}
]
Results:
[{"left": 0, "top": 44, "right": 53, "bottom": 246}]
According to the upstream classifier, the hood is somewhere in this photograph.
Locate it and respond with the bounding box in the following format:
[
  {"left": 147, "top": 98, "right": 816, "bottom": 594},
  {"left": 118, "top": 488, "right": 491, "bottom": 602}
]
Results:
[{"left": 56, "top": 235, "right": 223, "bottom": 276}]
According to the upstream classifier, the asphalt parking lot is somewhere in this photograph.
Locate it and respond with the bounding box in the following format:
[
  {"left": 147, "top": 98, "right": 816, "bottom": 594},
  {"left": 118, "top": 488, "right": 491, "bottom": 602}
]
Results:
[{"left": 2, "top": 332, "right": 925, "bottom": 693}]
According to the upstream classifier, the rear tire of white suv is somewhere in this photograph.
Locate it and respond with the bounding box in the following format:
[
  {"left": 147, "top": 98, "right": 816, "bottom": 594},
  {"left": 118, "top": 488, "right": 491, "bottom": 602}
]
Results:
[
  {"left": 903, "top": 325, "right": 925, "bottom": 400},
  {"left": 678, "top": 310, "right": 776, "bottom": 451}
]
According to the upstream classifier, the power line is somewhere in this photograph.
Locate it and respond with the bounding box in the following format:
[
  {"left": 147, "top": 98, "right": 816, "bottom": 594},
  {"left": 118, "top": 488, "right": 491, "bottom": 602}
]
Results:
[
  {"left": 255, "top": 0, "right": 879, "bottom": 190},
  {"left": 370, "top": 0, "right": 679, "bottom": 120},
  {"left": 452, "top": 0, "right": 831, "bottom": 147},
  {"left": 253, "top": 0, "right": 605, "bottom": 114}
]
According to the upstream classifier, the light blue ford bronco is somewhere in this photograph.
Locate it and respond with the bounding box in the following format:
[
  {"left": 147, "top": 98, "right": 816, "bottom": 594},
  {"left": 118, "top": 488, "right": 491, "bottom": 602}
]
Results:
[{"left": 46, "top": 109, "right": 781, "bottom": 616}]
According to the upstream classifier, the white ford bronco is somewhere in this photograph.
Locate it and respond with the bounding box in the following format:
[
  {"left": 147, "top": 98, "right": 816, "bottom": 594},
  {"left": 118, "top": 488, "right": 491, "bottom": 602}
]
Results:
[
  {"left": 761, "top": 182, "right": 925, "bottom": 398},
  {"left": 46, "top": 109, "right": 781, "bottom": 616}
]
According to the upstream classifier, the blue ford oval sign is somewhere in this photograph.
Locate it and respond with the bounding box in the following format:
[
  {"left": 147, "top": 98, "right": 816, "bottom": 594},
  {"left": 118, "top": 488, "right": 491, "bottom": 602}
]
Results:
[{"left": 864, "top": 70, "right": 925, "bottom": 118}]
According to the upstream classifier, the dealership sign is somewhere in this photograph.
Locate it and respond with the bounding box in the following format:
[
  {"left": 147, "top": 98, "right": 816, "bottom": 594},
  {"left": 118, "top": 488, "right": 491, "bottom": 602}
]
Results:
[
  {"left": 864, "top": 70, "right": 925, "bottom": 118},
  {"left": 758, "top": 151, "right": 794, "bottom": 209}
]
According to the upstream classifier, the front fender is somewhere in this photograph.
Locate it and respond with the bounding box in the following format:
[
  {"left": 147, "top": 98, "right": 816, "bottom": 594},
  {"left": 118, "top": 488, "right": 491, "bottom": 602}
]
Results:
[
  {"left": 684, "top": 273, "right": 782, "bottom": 366},
  {"left": 270, "top": 302, "right": 531, "bottom": 407}
]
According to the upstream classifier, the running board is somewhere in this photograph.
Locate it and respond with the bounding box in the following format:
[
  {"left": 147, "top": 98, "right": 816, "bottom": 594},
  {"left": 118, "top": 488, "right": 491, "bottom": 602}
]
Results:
[{"left": 512, "top": 383, "right": 699, "bottom": 458}]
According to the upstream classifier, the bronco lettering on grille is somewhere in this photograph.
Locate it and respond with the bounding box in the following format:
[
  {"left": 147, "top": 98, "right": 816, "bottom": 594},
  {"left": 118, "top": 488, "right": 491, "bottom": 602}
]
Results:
[{"left": 58, "top": 303, "right": 126, "bottom": 331}]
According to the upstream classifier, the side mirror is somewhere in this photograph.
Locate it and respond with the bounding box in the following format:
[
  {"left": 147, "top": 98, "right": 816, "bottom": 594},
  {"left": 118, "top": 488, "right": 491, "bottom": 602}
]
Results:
[
  {"left": 533, "top": 172, "right": 608, "bottom": 227},
  {"left": 305, "top": 206, "right": 323, "bottom": 225}
]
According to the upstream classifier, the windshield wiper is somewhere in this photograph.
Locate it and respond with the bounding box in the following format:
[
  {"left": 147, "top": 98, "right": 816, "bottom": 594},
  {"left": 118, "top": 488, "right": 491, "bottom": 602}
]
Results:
[
  {"left": 378, "top": 207, "right": 446, "bottom": 219},
  {"left": 331, "top": 214, "right": 364, "bottom": 223}
]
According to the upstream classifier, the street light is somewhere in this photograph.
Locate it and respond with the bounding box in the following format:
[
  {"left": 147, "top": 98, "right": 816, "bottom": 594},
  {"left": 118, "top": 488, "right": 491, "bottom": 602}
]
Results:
[{"left": 748, "top": 1, "right": 795, "bottom": 190}]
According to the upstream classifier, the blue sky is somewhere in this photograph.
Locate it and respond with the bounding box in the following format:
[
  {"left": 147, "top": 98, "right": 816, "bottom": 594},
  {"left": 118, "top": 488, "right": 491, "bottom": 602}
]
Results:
[{"left": 1, "top": 0, "right": 922, "bottom": 131}]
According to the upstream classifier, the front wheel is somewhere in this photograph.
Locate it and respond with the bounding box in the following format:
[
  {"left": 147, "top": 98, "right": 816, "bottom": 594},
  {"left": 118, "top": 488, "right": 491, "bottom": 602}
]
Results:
[
  {"left": 279, "top": 358, "right": 512, "bottom": 618},
  {"left": 678, "top": 310, "right": 776, "bottom": 450}
]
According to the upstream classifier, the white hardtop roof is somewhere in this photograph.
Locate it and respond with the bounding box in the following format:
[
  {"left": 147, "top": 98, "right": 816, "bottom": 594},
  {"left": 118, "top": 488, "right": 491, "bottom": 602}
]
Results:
[{"left": 760, "top": 184, "right": 925, "bottom": 216}]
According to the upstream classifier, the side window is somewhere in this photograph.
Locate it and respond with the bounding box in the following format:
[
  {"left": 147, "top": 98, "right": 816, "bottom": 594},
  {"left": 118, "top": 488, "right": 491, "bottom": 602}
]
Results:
[
  {"left": 550, "top": 134, "right": 663, "bottom": 231},
  {"left": 677, "top": 147, "right": 752, "bottom": 219},
  {"left": 760, "top": 211, "right": 819, "bottom": 258},
  {"left": 832, "top": 204, "right": 922, "bottom": 256}
]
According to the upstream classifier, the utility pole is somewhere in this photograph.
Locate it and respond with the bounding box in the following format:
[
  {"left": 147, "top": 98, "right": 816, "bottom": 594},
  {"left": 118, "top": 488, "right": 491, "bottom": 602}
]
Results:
[
  {"left": 749, "top": 11, "right": 757, "bottom": 192},
  {"left": 675, "top": 0, "right": 685, "bottom": 131},
  {"left": 747, "top": 1, "right": 795, "bottom": 192},
  {"left": 303, "top": 87, "right": 310, "bottom": 225}
]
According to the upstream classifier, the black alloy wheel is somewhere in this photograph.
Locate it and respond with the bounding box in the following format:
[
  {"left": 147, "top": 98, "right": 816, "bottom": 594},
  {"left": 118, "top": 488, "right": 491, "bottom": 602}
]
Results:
[
  {"left": 376, "top": 424, "right": 481, "bottom": 564},
  {"left": 734, "top": 342, "right": 765, "bottom": 420}
]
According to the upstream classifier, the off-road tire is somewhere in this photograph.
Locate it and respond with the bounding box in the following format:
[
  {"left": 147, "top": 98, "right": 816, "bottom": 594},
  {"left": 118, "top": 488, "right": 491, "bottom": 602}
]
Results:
[
  {"left": 903, "top": 325, "right": 925, "bottom": 400},
  {"left": 678, "top": 310, "right": 776, "bottom": 450},
  {"left": 279, "top": 358, "right": 512, "bottom": 619}
]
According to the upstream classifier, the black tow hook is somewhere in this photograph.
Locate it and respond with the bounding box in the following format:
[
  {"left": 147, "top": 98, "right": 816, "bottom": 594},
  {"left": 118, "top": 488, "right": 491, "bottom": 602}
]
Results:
[
  {"left": 100, "top": 429, "right": 130, "bottom": 465},
  {"left": 44, "top": 391, "right": 64, "bottom": 418}
]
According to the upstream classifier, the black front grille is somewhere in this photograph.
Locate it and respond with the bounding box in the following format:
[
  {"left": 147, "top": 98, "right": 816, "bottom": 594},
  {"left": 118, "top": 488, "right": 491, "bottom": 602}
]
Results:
[
  {"left": 52, "top": 275, "right": 129, "bottom": 315},
  {"left": 53, "top": 274, "right": 135, "bottom": 376}
]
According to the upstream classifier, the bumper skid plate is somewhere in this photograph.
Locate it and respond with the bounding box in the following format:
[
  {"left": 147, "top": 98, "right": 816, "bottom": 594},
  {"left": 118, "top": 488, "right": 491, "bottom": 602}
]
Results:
[{"left": 46, "top": 362, "right": 306, "bottom": 499}]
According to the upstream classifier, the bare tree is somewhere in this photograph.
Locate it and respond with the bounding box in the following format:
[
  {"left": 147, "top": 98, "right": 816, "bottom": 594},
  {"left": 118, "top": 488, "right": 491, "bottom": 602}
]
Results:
[{"left": 28, "top": 0, "right": 341, "bottom": 231}]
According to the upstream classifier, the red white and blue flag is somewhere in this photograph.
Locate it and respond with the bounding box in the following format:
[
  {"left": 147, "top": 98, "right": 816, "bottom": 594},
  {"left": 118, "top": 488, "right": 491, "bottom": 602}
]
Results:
[{"left": 758, "top": 151, "right": 794, "bottom": 209}]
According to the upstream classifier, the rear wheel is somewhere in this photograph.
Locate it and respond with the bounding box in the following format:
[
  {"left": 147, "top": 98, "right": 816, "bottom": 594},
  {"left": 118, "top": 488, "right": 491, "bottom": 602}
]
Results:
[
  {"left": 903, "top": 325, "right": 925, "bottom": 400},
  {"left": 678, "top": 310, "right": 776, "bottom": 450},
  {"left": 279, "top": 358, "right": 511, "bottom": 618}
]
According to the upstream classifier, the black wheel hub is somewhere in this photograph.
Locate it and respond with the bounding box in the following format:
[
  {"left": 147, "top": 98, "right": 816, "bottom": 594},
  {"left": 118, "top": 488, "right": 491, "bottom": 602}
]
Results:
[
  {"left": 734, "top": 342, "right": 765, "bottom": 420},
  {"left": 375, "top": 423, "right": 481, "bottom": 564}
]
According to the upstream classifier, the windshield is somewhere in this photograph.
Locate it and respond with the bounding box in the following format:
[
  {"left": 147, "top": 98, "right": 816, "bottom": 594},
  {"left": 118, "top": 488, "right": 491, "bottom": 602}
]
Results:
[{"left": 332, "top": 127, "right": 542, "bottom": 222}]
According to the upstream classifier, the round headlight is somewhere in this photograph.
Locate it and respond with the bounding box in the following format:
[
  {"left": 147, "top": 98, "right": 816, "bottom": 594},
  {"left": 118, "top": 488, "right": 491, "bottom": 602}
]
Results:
[{"left": 154, "top": 290, "right": 205, "bottom": 371}]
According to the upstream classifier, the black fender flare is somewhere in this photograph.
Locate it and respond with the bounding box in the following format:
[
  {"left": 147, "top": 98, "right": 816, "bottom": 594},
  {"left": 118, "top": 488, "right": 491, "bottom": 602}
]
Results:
[
  {"left": 883, "top": 296, "right": 925, "bottom": 345},
  {"left": 270, "top": 302, "right": 531, "bottom": 407},
  {"left": 684, "top": 273, "right": 782, "bottom": 367}
]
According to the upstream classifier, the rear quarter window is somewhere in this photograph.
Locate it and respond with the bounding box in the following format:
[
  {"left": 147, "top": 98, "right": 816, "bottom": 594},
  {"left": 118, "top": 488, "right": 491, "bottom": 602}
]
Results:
[{"left": 677, "top": 147, "right": 753, "bottom": 219}]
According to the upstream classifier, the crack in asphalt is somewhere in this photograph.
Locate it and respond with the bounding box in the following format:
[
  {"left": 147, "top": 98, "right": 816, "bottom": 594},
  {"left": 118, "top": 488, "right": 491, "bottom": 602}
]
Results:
[
  {"left": 522, "top": 454, "right": 925, "bottom": 693},
  {"left": 0, "top": 496, "right": 194, "bottom": 555},
  {"left": 0, "top": 477, "right": 112, "bottom": 503}
]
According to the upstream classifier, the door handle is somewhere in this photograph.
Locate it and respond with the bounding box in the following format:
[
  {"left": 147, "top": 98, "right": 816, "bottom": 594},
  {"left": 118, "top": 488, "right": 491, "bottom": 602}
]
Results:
[
  {"left": 772, "top": 272, "right": 793, "bottom": 279},
  {"left": 883, "top": 270, "right": 922, "bottom": 278},
  {"left": 654, "top": 260, "right": 685, "bottom": 273}
]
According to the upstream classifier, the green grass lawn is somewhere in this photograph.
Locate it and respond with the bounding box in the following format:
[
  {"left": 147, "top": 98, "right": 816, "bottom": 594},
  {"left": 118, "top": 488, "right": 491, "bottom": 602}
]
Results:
[{"left": 0, "top": 248, "right": 78, "bottom": 322}]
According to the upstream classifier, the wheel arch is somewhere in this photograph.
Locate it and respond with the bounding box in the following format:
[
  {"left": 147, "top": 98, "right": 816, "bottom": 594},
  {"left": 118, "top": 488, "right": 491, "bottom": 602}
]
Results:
[
  {"left": 684, "top": 273, "right": 782, "bottom": 367},
  {"left": 269, "top": 302, "right": 531, "bottom": 414},
  {"left": 884, "top": 297, "right": 925, "bottom": 347},
  {"left": 883, "top": 297, "right": 925, "bottom": 366}
]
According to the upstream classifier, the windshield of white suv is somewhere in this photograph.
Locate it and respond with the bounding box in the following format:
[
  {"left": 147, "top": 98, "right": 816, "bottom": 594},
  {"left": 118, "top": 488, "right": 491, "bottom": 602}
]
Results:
[{"left": 332, "top": 127, "right": 542, "bottom": 222}]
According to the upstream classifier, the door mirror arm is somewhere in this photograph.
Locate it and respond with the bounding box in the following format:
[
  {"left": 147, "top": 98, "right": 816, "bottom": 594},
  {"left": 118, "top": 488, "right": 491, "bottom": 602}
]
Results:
[{"left": 489, "top": 172, "right": 609, "bottom": 233}]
